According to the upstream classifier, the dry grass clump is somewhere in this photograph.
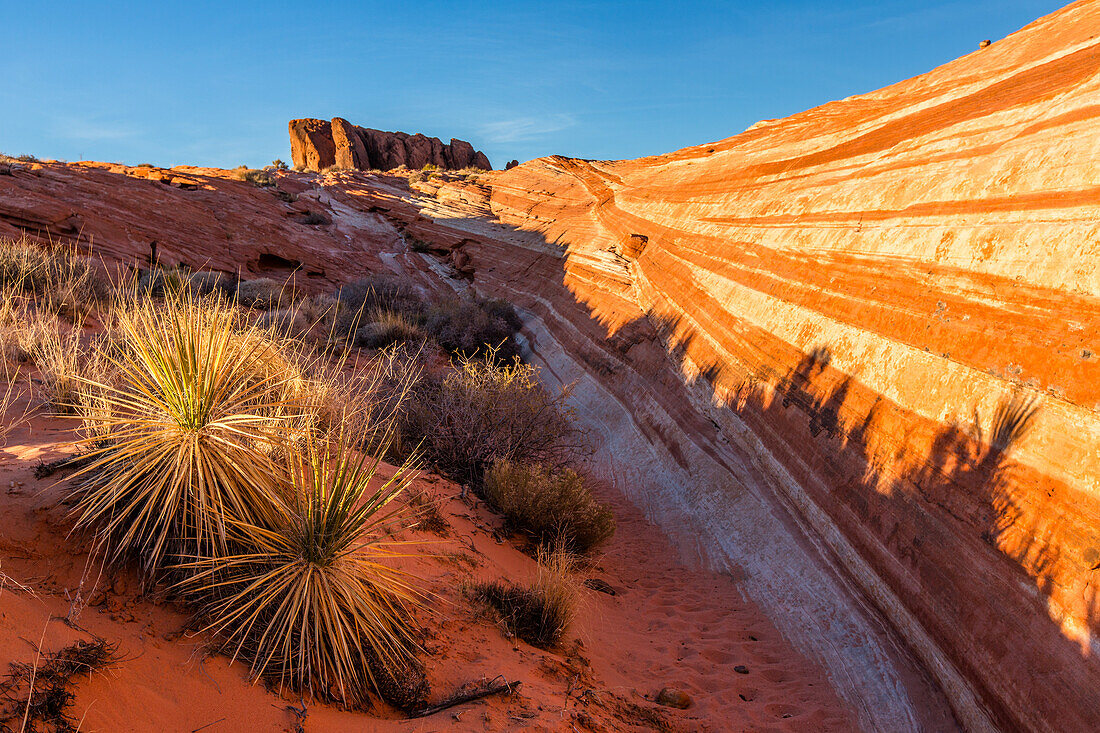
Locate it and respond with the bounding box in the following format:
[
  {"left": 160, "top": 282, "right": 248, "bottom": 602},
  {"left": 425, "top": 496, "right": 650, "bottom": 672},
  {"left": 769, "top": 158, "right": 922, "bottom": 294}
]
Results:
[
  {"left": 69, "top": 295, "right": 293, "bottom": 574},
  {"left": 0, "top": 287, "right": 39, "bottom": 363},
  {"left": 0, "top": 296, "right": 101, "bottom": 415},
  {"left": 483, "top": 460, "right": 615, "bottom": 554},
  {"left": 356, "top": 309, "right": 424, "bottom": 350},
  {"left": 0, "top": 235, "right": 109, "bottom": 318},
  {"left": 0, "top": 363, "right": 31, "bottom": 446},
  {"left": 233, "top": 166, "right": 275, "bottom": 187},
  {"left": 410, "top": 351, "right": 584, "bottom": 483},
  {"left": 176, "top": 429, "right": 427, "bottom": 710},
  {"left": 472, "top": 547, "right": 575, "bottom": 648},
  {"left": 0, "top": 638, "right": 117, "bottom": 732},
  {"left": 31, "top": 319, "right": 88, "bottom": 414}
]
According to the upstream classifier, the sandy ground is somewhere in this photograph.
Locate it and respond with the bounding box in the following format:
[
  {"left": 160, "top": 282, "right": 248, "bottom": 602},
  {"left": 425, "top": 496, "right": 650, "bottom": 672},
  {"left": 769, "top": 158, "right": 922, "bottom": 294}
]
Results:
[{"left": 0, "top": 386, "right": 854, "bottom": 732}]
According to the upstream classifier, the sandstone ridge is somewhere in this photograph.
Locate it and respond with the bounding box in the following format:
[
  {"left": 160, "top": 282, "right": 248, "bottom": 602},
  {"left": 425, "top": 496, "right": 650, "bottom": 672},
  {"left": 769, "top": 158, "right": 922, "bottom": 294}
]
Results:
[
  {"left": 289, "top": 117, "right": 491, "bottom": 172},
  {"left": 442, "top": 2, "right": 1100, "bottom": 730},
  {"left": 1, "top": 2, "right": 1098, "bottom": 731}
]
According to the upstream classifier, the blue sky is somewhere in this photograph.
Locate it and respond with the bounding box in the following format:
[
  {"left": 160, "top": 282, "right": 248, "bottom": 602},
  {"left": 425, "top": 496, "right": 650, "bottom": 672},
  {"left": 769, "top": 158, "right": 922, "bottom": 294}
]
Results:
[{"left": 0, "top": 1, "right": 1066, "bottom": 169}]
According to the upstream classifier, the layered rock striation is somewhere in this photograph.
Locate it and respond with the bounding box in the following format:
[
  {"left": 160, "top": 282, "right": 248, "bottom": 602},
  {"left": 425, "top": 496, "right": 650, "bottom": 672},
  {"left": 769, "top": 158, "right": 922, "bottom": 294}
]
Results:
[
  {"left": 2, "top": 2, "right": 1098, "bottom": 730},
  {"left": 439, "top": 2, "right": 1099, "bottom": 730},
  {"left": 289, "top": 117, "right": 491, "bottom": 172}
]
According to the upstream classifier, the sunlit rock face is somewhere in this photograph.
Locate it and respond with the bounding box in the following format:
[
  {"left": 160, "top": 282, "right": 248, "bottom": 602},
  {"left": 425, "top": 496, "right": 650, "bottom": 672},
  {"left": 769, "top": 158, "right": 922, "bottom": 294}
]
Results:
[
  {"left": 1, "top": 3, "right": 1097, "bottom": 730},
  {"left": 436, "top": 3, "right": 1100, "bottom": 730},
  {"left": 289, "top": 118, "right": 491, "bottom": 172}
]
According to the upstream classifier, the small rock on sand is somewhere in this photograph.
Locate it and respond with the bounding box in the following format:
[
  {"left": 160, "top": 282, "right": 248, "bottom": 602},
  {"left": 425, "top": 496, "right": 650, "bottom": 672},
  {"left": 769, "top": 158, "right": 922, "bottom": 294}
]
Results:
[{"left": 656, "top": 687, "right": 692, "bottom": 709}]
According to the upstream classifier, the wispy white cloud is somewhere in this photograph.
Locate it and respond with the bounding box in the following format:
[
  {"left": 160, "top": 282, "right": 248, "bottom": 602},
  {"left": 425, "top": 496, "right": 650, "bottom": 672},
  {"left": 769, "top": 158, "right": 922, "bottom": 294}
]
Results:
[
  {"left": 478, "top": 114, "right": 576, "bottom": 144},
  {"left": 53, "top": 116, "right": 140, "bottom": 142}
]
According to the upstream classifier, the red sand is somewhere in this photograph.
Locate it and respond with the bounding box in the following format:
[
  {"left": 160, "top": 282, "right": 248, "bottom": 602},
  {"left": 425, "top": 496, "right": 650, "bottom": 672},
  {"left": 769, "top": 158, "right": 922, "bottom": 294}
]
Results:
[{"left": 0, "top": 386, "right": 853, "bottom": 731}]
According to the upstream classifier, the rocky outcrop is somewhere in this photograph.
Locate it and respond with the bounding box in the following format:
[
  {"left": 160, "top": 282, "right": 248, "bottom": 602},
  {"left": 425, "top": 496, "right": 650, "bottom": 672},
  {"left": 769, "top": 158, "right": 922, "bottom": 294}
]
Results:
[
  {"left": 287, "top": 119, "right": 337, "bottom": 172},
  {"left": 3, "top": 3, "right": 1098, "bottom": 731},
  {"left": 288, "top": 118, "right": 492, "bottom": 172}
]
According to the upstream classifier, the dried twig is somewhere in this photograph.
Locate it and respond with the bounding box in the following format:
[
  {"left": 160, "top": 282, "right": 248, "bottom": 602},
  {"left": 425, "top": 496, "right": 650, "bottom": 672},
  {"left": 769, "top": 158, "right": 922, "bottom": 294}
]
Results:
[{"left": 409, "top": 676, "right": 521, "bottom": 718}]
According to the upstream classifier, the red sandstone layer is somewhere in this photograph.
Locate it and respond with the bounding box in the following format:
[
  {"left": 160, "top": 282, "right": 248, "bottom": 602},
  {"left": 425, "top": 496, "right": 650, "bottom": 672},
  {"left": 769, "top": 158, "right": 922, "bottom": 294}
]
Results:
[
  {"left": 0, "top": 2, "right": 1097, "bottom": 730},
  {"left": 447, "top": 2, "right": 1099, "bottom": 729}
]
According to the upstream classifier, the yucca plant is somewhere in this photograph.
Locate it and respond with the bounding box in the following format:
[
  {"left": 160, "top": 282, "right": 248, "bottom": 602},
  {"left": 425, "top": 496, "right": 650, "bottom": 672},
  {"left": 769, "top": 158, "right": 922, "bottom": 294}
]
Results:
[
  {"left": 70, "top": 294, "right": 295, "bottom": 574},
  {"left": 176, "top": 427, "right": 426, "bottom": 710}
]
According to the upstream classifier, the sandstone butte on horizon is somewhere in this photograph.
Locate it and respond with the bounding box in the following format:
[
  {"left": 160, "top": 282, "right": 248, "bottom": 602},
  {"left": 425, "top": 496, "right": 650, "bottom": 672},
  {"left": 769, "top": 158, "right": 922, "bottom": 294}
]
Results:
[
  {"left": 288, "top": 117, "right": 492, "bottom": 172},
  {"left": 1, "top": 1, "right": 1099, "bottom": 731}
]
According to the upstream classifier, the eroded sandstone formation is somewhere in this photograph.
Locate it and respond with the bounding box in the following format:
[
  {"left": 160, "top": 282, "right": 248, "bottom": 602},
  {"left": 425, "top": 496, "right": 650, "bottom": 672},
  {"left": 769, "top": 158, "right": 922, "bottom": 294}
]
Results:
[
  {"left": 1, "top": 2, "right": 1098, "bottom": 730},
  {"left": 288, "top": 118, "right": 491, "bottom": 172},
  {"left": 432, "top": 3, "right": 1099, "bottom": 730}
]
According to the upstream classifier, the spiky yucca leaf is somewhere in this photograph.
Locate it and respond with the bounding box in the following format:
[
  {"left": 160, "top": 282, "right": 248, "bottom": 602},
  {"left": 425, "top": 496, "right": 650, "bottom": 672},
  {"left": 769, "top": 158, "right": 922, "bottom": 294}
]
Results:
[
  {"left": 70, "top": 295, "right": 295, "bottom": 573},
  {"left": 176, "top": 428, "right": 425, "bottom": 709}
]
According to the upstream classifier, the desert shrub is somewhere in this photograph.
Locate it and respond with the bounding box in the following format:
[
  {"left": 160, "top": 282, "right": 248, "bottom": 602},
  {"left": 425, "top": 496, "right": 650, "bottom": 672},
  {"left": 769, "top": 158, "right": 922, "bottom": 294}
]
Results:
[
  {"left": 472, "top": 547, "right": 574, "bottom": 648},
  {"left": 408, "top": 351, "right": 584, "bottom": 483},
  {"left": 137, "top": 267, "right": 188, "bottom": 298},
  {"left": 186, "top": 270, "right": 230, "bottom": 297},
  {"left": 299, "top": 292, "right": 340, "bottom": 324},
  {"left": 233, "top": 166, "right": 275, "bottom": 187},
  {"left": 300, "top": 210, "right": 329, "bottom": 226},
  {"left": 479, "top": 297, "right": 522, "bottom": 332},
  {"left": 70, "top": 295, "right": 294, "bottom": 574},
  {"left": 258, "top": 306, "right": 311, "bottom": 341},
  {"left": 483, "top": 460, "right": 615, "bottom": 554},
  {"left": 270, "top": 159, "right": 288, "bottom": 170},
  {"left": 325, "top": 275, "right": 426, "bottom": 347},
  {"left": 337, "top": 275, "right": 425, "bottom": 322},
  {"left": 408, "top": 170, "right": 424, "bottom": 184},
  {"left": 356, "top": 343, "right": 431, "bottom": 460},
  {"left": 423, "top": 296, "right": 519, "bottom": 360},
  {"left": 176, "top": 429, "right": 426, "bottom": 710},
  {"left": 235, "top": 277, "right": 290, "bottom": 309},
  {"left": 140, "top": 267, "right": 232, "bottom": 302},
  {"left": 16, "top": 154, "right": 39, "bottom": 163},
  {"left": 421, "top": 163, "right": 438, "bottom": 172}
]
